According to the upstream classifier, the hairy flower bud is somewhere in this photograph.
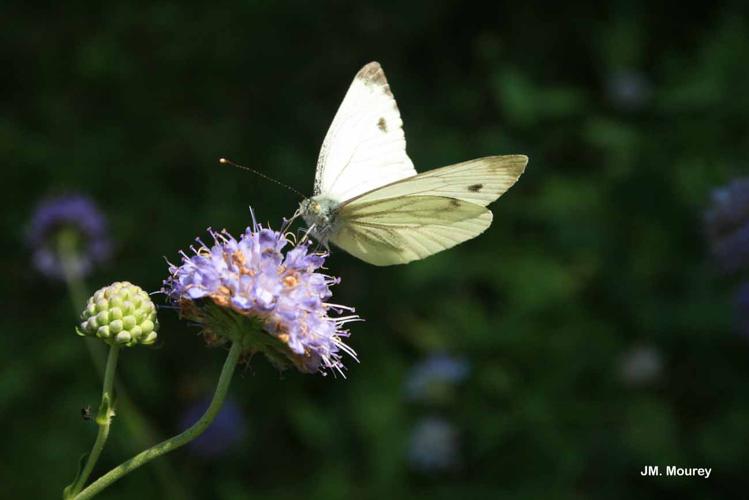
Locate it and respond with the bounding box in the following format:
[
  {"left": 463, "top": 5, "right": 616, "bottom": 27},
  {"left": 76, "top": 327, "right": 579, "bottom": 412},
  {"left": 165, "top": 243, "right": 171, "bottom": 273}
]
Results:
[{"left": 78, "top": 281, "right": 159, "bottom": 346}]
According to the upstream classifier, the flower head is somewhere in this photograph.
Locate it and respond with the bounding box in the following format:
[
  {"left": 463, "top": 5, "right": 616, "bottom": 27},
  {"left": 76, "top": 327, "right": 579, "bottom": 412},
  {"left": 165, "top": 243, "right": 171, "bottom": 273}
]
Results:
[
  {"left": 78, "top": 281, "right": 159, "bottom": 346},
  {"left": 162, "top": 213, "right": 359, "bottom": 375},
  {"left": 705, "top": 177, "right": 749, "bottom": 274},
  {"left": 405, "top": 353, "right": 469, "bottom": 403},
  {"left": 27, "top": 193, "right": 111, "bottom": 280}
]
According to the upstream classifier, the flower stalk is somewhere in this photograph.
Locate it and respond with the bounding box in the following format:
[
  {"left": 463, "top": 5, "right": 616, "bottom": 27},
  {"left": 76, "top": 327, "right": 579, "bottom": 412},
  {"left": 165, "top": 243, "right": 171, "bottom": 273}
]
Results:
[
  {"left": 73, "top": 341, "right": 243, "bottom": 500},
  {"left": 58, "top": 257, "right": 187, "bottom": 499},
  {"left": 44, "top": 197, "right": 188, "bottom": 499},
  {"left": 65, "top": 345, "right": 120, "bottom": 498},
  {"left": 64, "top": 212, "right": 360, "bottom": 499}
]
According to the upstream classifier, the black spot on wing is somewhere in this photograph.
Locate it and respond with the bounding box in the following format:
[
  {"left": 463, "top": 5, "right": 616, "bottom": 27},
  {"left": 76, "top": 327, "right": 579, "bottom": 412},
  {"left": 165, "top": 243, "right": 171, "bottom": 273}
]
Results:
[
  {"left": 449, "top": 198, "right": 461, "bottom": 208},
  {"left": 468, "top": 183, "right": 483, "bottom": 192},
  {"left": 377, "top": 117, "right": 388, "bottom": 132}
]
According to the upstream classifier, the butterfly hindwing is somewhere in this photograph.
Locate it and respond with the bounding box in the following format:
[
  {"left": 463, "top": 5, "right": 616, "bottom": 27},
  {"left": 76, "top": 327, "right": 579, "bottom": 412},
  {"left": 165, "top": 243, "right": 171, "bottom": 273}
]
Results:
[
  {"left": 303, "top": 63, "right": 527, "bottom": 266},
  {"left": 332, "top": 196, "right": 492, "bottom": 266}
]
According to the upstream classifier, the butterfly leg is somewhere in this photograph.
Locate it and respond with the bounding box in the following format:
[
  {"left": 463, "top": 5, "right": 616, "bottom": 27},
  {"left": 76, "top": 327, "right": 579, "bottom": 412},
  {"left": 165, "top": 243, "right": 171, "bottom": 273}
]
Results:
[
  {"left": 313, "top": 239, "right": 330, "bottom": 254},
  {"left": 283, "top": 208, "right": 303, "bottom": 232},
  {"left": 297, "top": 224, "right": 318, "bottom": 245}
]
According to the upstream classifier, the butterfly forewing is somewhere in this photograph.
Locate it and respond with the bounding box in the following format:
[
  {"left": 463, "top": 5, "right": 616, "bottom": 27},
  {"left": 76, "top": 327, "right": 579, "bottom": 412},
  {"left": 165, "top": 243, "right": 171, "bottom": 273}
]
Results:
[
  {"left": 305, "top": 62, "right": 527, "bottom": 266},
  {"left": 314, "top": 62, "right": 416, "bottom": 202},
  {"left": 343, "top": 155, "right": 527, "bottom": 208}
]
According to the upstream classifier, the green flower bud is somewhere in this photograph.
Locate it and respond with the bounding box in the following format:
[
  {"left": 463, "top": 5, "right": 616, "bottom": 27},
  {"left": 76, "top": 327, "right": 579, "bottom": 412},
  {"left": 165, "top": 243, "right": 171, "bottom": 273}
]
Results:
[{"left": 78, "top": 281, "right": 159, "bottom": 346}]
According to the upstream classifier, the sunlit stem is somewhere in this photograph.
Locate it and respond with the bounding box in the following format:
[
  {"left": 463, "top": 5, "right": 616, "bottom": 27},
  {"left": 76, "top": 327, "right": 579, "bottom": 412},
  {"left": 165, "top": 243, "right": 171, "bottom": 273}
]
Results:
[
  {"left": 56, "top": 231, "right": 190, "bottom": 500},
  {"left": 68, "top": 345, "right": 120, "bottom": 496},
  {"left": 73, "top": 341, "right": 243, "bottom": 500}
]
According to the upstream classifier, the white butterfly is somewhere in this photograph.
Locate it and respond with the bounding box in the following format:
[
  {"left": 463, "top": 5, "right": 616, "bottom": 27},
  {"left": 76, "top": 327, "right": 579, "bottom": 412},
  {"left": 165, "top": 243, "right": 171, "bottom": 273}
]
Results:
[{"left": 299, "top": 61, "right": 527, "bottom": 266}]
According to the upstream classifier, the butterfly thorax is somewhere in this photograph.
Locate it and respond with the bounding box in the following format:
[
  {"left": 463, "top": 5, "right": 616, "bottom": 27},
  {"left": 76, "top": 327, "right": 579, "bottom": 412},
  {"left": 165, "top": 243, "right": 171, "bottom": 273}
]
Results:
[{"left": 299, "top": 195, "right": 341, "bottom": 245}]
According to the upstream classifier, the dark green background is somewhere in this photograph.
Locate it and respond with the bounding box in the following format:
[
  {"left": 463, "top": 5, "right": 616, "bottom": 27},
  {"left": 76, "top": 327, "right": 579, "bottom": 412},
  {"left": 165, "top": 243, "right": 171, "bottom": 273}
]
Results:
[{"left": 2, "top": 2, "right": 748, "bottom": 498}]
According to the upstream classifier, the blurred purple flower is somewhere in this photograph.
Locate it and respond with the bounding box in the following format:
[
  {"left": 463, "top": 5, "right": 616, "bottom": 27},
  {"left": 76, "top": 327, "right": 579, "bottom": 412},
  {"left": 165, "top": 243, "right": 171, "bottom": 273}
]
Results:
[
  {"left": 405, "top": 353, "right": 469, "bottom": 402},
  {"left": 734, "top": 282, "right": 749, "bottom": 337},
  {"left": 606, "top": 70, "right": 652, "bottom": 111},
  {"left": 705, "top": 178, "right": 749, "bottom": 274},
  {"left": 705, "top": 178, "right": 749, "bottom": 235},
  {"left": 26, "top": 193, "right": 111, "bottom": 280},
  {"left": 162, "top": 210, "right": 360, "bottom": 375},
  {"left": 407, "top": 416, "right": 460, "bottom": 472},
  {"left": 711, "top": 225, "right": 749, "bottom": 274},
  {"left": 619, "top": 344, "right": 662, "bottom": 386},
  {"left": 180, "top": 398, "right": 246, "bottom": 458}
]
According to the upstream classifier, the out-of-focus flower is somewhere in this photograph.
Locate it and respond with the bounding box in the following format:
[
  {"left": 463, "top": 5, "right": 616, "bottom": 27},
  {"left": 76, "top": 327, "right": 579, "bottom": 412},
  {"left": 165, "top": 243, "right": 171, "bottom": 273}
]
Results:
[
  {"left": 162, "top": 211, "right": 359, "bottom": 375},
  {"left": 180, "top": 398, "right": 246, "bottom": 458},
  {"left": 734, "top": 282, "right": 749, "bottom": 337},
  {"left": 405, "top": 353, "right": 469, "bottom": 403},
  {"left": 407, "top": 416, "right": 460, "bottom": 472},
  {"left": 26, "top": 193, "right": 111, "bottom": 280},
  {"left": 711, "top": 225, "right": 749, "bottom": 274},
  {"left": 705, "top": 178, "right": 749, "bottom": 274},
  {"left": 619, "top": 344, "right": 662, "bottom": 386},
  {"left": 705, "top": 178, "right": 749, "bottom": 237},
  {"left": 606, "top": 70, "right": 652, "bottom": 111},
  {"left": 78, "top": 281, "right": 159, "bottom": 346}
]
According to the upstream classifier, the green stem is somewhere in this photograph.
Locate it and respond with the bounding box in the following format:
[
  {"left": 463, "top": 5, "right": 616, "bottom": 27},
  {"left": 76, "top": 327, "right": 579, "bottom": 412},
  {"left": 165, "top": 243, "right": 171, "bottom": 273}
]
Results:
[
  {"left": 73, "top": 342, "right": 243, "bottom": 500},
  {"left": 56, "top": 229, "right": 89, "bottom": 312},
  {"left": 69, "top": 345, "right": 120, "bottom": 496},
  {"left": 57, "top": 232, "right": 191, "bottom": 500}
]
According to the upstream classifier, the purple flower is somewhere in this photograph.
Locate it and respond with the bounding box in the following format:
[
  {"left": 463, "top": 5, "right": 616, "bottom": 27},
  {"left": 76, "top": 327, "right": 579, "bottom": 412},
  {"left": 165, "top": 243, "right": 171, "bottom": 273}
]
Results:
[
  {"left": 705, "top": 178, "right": 749, "bottom": 273},
  {"left": 180, "top": 398, "right": 246, "bottom": 458},
  {"left": 26, "top": 194, "right": 111, "bottom": 280},
  {"left": 162, "top": 211, "right": 360, "bottom": 375},
  {"left": 407, "top": 417, "right": 460, "bottom": 472},
  {"left": 405, "top": 353, "right": 469, "bottom": 402}
]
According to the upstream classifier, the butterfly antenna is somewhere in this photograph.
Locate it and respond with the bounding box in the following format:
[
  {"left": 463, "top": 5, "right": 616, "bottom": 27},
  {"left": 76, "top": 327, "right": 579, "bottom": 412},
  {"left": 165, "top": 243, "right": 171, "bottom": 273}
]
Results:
[{"left": 219, "top": 158, "right": 307, "bottom": 199}]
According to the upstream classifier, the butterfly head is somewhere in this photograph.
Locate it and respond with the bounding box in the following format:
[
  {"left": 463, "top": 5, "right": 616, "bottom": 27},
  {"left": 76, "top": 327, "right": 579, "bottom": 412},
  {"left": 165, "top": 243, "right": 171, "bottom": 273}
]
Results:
[{"left": 299, "top": 196, "right": 340, "bottom": 244}]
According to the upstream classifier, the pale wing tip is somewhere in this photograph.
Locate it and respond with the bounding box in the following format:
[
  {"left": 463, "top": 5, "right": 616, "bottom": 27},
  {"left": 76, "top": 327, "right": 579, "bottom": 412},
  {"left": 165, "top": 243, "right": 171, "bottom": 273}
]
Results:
[
  {"left": 502, "top": 154, "right": 529, "bottom": 167},
  {"left": 485, "top": 154, "right": 529, "bottom": 177},
  {"left": 353, "top": 61, "right": 393, "bottom": 98},
  {"left": 360, "top": 61, "right": 382, "bottom": 72},
  {"left": 356, "top": 61, "right": 387, "bottom": 86}
]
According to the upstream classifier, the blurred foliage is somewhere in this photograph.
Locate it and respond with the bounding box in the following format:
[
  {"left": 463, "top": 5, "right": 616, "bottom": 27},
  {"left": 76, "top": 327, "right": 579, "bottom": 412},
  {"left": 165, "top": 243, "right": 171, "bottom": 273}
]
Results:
[{"left": 2, "top": 1, "right": 749, "bottom": 499}]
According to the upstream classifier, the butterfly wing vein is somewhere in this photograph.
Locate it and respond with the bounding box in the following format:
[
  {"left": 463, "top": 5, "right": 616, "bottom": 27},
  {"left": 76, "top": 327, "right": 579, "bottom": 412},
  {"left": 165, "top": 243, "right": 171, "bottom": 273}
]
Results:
[
  {"left": 332, "top": 196, "right": 493, "bottom": 266},
  {"left": 314, "top": 62, "right": 416, "bottom": 202},
  {"left": 309, "top": 62, "right": 527, "bottom": 266}
]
